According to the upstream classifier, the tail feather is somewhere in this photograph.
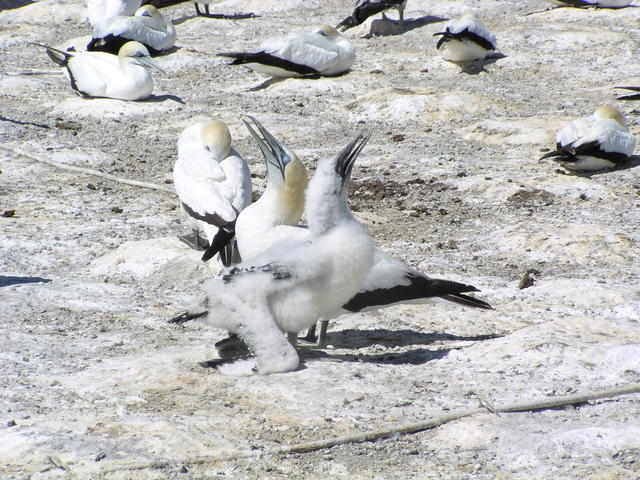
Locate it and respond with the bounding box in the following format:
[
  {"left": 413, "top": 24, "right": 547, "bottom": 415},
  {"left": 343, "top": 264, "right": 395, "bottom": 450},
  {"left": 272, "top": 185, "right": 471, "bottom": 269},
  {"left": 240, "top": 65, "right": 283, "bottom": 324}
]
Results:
[
  {"left": 169, "top": 310, "right": 208, "bottom": 324},
  {"left": 440, "top": 293, "right": 493, "bottom": 310},
  {"left": 336, "top": 15, "right": 357, "bottom": 30},
  {"left": 33, "top": 42, "right": 71, "bottom": 66},
  {"left": 202, "top": 227, "right": 236, "bottom": 263}
]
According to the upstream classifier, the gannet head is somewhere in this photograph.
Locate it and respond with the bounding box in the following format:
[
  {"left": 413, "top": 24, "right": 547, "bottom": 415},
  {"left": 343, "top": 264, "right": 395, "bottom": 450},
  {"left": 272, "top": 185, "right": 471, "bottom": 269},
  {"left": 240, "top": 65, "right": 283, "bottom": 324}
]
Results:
[
  {"left": 313, "top": 24, "right": 341, "bottom": 38},
  {"left": 460, "top": 12, "right": 478, "bottom": 21},
  {"left": 594, "top": 105, "right": 626, "bottom": 127},
  {"left": 119, "top": 41, "right": 165, "bottom": 73},
  {"left": 135, "top": 4, "right": 160, "bottom": 17},
  {"left": 201, "top": 120, "right": 232, "bottom": 160},
  {"left": 243, "top": 116, "right": 308, "bottom": 224}
]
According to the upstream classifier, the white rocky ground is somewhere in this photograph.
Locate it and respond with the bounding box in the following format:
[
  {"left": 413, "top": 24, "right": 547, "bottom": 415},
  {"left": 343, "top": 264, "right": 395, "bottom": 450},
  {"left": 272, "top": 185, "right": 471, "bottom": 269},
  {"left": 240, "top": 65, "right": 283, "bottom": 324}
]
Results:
[{"left": 1, "top": 0, "right": 640, "bottom": 478}]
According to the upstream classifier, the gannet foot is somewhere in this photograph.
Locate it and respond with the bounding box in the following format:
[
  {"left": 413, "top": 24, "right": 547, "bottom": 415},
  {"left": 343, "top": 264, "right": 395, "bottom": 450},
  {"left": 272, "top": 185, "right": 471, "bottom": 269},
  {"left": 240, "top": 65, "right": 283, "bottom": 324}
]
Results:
[
  {"left": 194, "top": 3, "right": 258, "bottom": 19},
  {"left": 297, "top": 320, "right": 329, "bottom": 348}
]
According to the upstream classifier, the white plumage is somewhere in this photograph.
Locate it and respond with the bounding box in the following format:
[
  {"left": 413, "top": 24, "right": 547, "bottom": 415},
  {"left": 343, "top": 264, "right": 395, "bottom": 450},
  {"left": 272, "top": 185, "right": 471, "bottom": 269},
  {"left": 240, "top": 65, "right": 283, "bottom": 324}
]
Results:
[
  {"left": 89, "top": 5, "right": 176, "bottom": 55},
  {"left": 38, "top": 41, "right": 164, "bottom": 101},
  {"left": 434, "top": 13, "right": 497, "bottom": 63},
  {"left": 541, "top": 106, "right": 636, "bottom": 171},
  {"left": 219, "top": 25, "right": 356, "bottom": 78},
  {"left": 87, "top": 0, "right": 141, "bottom": 29},
  {"left": 173, "top": 120, "right": 252, "bottom": 264}
]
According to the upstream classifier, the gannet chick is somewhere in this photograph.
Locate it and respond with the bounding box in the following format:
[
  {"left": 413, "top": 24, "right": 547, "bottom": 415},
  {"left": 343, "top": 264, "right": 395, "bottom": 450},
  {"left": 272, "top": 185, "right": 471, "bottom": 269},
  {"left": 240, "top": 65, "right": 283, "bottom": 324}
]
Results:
[
  {"left": 173, "top": 118, "right": 492, "bottom": 352},
  {"left": 336, "top": 0, "right": 408, "bottom": 31},
  {"left": 87, "top": 5, "right": 176, "bottom": 55},
  {"left": 87, "top": 0, "right": 141, "bottom": 29},
  {"left": 173, "top": 120, "right": 252, "bottom": 264},
  {"left": 433, "top": 13, "right": 497, "bottom": 63},
  {"left": 218, "top": 25, "right": 355, "bottom": 79},
  {"left": 36, "top": 41, "right": 164, "bottom": 101},
  {"left": 540, "top": 106, "right": 636, "bottom": 172},
  {"left": 185, "top": 131, "right": 375, "bottom": 374},
  {"left": 615, "top": 86, "right": 640, "bottom": 100}
]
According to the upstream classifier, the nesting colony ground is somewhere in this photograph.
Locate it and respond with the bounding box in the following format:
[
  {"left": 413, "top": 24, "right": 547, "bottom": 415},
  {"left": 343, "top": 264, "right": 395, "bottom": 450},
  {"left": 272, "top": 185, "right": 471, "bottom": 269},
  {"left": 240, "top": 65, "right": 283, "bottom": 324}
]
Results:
[{"left": 2, "top": 0, "right": 640, "bottom": 478}]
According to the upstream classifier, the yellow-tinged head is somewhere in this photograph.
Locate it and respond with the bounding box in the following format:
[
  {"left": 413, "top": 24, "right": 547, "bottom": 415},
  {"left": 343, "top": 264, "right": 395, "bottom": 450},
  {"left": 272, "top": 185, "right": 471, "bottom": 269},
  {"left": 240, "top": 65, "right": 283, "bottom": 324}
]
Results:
[
  {"left": 118, "top": 41, "right": 165, "bottom": 73},
  {"left": 594, "top": 105, "right": 626, "bottom": 127},
  {"left": 201, "top": 120, "right": 232, "bottom": 160},
  {"left": 313, "top": 24, "right": 341, "bottom": 38},
  {"left": 135, "top": 4, "right": 160, "bottom": 18},
  {"left": 279, "top": 154, "right": 309, "bottom": 224}
]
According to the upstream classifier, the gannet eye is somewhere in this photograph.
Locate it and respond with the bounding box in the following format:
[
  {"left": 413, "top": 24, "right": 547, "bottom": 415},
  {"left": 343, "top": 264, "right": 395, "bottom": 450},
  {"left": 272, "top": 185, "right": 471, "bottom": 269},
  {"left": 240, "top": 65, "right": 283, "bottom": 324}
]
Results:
[
  {"left": 142, "top": 11, "right": 151, "bottom": 16},
  {"left": 316, "top": 30, "right": 328, "bottom": 36},
  {"left": 204, "top": 145, "right": 211, "bottom": 152}
]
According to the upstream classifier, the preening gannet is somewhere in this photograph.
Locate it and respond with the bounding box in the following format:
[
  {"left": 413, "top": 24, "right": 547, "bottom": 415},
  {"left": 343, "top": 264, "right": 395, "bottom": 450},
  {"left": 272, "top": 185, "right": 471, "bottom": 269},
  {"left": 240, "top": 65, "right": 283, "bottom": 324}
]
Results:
[
  {"left": 173, "top": 120, "right": 252, "bottom": 264},
  {"left": 87, "top": 0, "right": 141, "bottom": 29},
  {"left": 88, "top": 5, "right": 176, "bottom": 55},
  {"left": 540, "top": 106, "right": 636, "bottom": 171},
  {"left": 219, "top": 25, "right": 356, "bottom": 78},
  {"left": 615, "top": 86, "right": 640, "bottom": 100},
  {"left": 175, "top": 131, "right": 375, "bottom": 374},
  {"left": 336, "top": 0, "right": 408, "bottom": 31},
  {"left": 173, "top": 117, "right": 492, "bottom": 352},
  {"left": 434, "top": 13, "right": 496, "bottom": 63},
  {"left": 36, "top": 41, "right": 164, "bottom": 101}
]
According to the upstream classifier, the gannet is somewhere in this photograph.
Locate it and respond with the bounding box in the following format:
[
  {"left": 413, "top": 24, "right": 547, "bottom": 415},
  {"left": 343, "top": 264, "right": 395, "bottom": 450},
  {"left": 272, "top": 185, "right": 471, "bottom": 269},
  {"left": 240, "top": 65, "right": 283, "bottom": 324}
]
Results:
[
  {"left": 173, "top": 131, "right": 376, "bottom": 374},
  {"left": 218, "top": 25, "right": 356, "bottom": 78},
  {"left": 36, "top": 41, "right": 164, "bottom": 101},
  {"left": 176, "top": 117, "right": 492, "bottom": 351},
  {"left": 615, "top": 86, "right": 640, "bottom": 100},
  {"left": 173, "top": 120, "right": 252, "bottom": 264},
  {"left": 540, "top": 106, "right": 636, "bottom": 171},
  {"left": 87, "top": 5, "right": 176, "bottom": 55},
  {"left": 336, "top": 0, "right": 408, "bottom": 31},
  {"left": 433, "top": 13, "right": 497, "bottom": 63},
  {"left": 87, "top": 0, "right": 141, "bottom": 28}
]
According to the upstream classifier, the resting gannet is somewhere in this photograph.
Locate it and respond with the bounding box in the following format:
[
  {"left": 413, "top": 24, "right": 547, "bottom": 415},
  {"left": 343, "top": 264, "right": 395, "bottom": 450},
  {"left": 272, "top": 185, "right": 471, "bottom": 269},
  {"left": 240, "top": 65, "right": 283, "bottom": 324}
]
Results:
[
  {"left": 336, "top": 0, "right": 408, "bottom": 31},
  {"left": 173, "top": 120, "right": 252, "bottom": 264},
  {"left": 36, "top": 41, "right": 164, "bottom": 101},
  {"left": 615, "top": 86, "right": 640, "bottom": 100},
  {"left": 434, "top": 13, "right": 496, "bottom": 63},
  {"left": 88, "top": 5, "right": 176, "bottom": 55},
  {"left": 174, "top": 117, "right": 492, "bottom": 351},
  {"left": 174, "top": 132, "right": 375, "bottom": 374},
  {"left": 540, "top": 106, "right": 636, "bottom": 171},
  {"left": 87, "top": 0, "right": 141, "bottom": 28},
  {"left": 219, "top": 25, "right": 355, "bottom": 78}
]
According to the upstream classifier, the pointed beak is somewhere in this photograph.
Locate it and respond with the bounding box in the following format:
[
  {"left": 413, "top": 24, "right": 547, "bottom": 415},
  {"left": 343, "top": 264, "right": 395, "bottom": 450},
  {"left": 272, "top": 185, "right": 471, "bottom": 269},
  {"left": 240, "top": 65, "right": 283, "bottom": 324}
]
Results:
[
  {"left": 135, "top": 55, "right": 165, "bottom": 74},
  {"left": 335, "top": 131, "right": 371, "bottom": 184},
  {"left": 242, "top": 115, "right": 291, "bottom": 181}
]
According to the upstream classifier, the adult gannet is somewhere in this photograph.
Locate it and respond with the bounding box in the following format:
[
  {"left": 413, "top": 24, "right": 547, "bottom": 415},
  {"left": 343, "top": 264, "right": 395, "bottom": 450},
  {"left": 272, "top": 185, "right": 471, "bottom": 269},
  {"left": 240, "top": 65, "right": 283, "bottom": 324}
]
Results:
[
  {"left": 176, "top": 117, "right": 492, "bottom": 350},
  {"left": 173, "top": 120, "right": 252, "bottom": 264},
  {"left": 336, "top": 0, "right": 408, "bottom": 31},
  {"left": 218, "top": 25, "right": 355, "bottom": 79},
  {"left": 433, "top": 13, "right": 497, "bottom": 63},
  {"left": 36, "top": 41, "right": 164, "bottom": 101},
  {"left": 540, "top": 106, "right": 636, "bottom": 171},
  {"left": 87, "top": 0, "right": 141, "bottom": 28},
  {"left": 174, "top": 131, "right": 376, "bottom": 374},
  {"left": 87, "top": 5, "right": 176, "bottom": 55},
  {"left": 615, "top": 86, "right": 640, "bottom": 100}
]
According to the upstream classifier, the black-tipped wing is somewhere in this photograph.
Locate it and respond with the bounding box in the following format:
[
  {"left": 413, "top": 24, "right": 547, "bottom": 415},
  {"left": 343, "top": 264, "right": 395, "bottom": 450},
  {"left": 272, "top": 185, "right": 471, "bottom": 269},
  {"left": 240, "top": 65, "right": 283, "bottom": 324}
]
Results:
[
  {"left": 615, "top": 86, "right": 640, "bottom": 100},
  {"left": 434, "top": 28, "right": 495, "bottom": 51},
  {"left": 218, "top": 52, "right": 320, "bottom": 76},
  {"left": 541, "top": 140, "right": 630, "bottom": 165},
  {"left": 343, "top": 273, "right": 492, "bottom": 312},
  {"left": 169, "top": 310, "right": 208, "bottom": 324},
  {"left": 86, "top": 35, "right": 128, "bottom": 55},
  {"left": 336, "top": 0, "right": 404, "bottom": 30},
  {"left": 201, "top": 227, "right": 236, "bottom": 263}
]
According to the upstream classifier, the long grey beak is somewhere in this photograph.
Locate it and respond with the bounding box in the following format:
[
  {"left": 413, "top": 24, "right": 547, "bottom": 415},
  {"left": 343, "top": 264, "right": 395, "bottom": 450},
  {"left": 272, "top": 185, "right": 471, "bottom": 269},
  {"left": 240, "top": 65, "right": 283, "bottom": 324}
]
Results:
[
  {"left": 135, "top": 55, "right": 165, "bottom": 74},
  {"left": 335, "top": 131, "right": 370, "bottom": 185},
  {"left": 242, "top": 115, "right": 291, "bottom": 182}
]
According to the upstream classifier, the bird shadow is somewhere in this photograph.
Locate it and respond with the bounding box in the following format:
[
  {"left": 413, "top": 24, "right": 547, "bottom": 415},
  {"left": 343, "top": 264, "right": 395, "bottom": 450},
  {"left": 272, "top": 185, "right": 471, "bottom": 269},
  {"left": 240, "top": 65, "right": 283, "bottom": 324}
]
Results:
[
  {"left": 145, "top": 94, "right": 185, "bottom": 104},
  {"left": 457, "top": 53, "right": 507, "bottom": 75},
  {"left": 304, "top": 347, "right": 451, "bottom": 366},
  {"left": 0, "top": 275, "right": 52, "bottom": 288},
  {"left": 321, "top": 328, "right": 503, "bottom": 350},
  {"left": 365, "top": 15, "right": 448, "bottom": 37}
]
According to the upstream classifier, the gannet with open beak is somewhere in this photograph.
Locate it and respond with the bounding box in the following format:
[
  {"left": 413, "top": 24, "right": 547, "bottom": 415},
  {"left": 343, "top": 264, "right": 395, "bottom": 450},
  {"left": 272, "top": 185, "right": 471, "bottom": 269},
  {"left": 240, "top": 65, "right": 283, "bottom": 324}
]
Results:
[
  {"left": 36, "top": 41, "right": 164, "bottom": 101},
  {"left": 173, "top": 120, "right": 252, "bottom": 264},
  {"left": 176, "top": 117, "right": 492, "bottom": 351},
  {"left": 540, "top": 106, "right": 636, "bottom": 171},
  {"left": 87, "top": 0, "right": 141, "bottom": 28},
  {"left": 175, "top": 131, "right": 375, "bottom": 374},
  {"left": 433, "top": 13, "right": 497, "bottom": 63},
  {"left": 87, "top": 5, "right": 176, "bottom": 55},
  {"left": 219, "top": 25, "right": 355, "bottom": 78},
  {"left": 336, "top": 0, "right": 408, "bottom": 31}
]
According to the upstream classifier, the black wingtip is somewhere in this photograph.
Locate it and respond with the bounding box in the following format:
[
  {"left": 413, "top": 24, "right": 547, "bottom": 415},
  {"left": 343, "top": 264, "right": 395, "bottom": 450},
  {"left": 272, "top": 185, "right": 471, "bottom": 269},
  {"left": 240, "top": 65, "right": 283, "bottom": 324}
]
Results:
[
  {"left": 441, "top": 293, "right": 494, "bottom": 310},
  {"left": 169, "top": 310, "right": 208, "bottom": 324},
  {"left": 202, "top": 227, "right": 236, "bottom": 263}
]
